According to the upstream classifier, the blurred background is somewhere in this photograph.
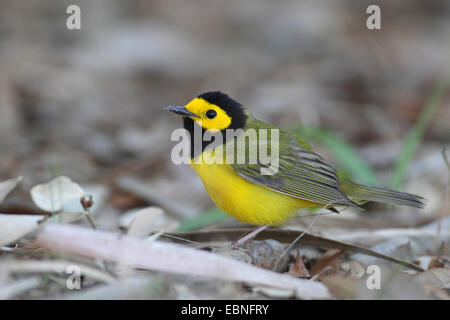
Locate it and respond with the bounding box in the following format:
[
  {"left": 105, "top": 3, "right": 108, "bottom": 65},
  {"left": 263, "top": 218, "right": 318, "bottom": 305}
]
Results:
[{"left": 0, "top": 0, "right": 449, "bottom": 227}]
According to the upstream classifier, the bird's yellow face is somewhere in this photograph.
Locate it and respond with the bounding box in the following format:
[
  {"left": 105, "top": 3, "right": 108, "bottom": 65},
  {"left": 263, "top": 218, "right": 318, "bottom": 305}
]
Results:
[
  {"left": 184, "top": 97, "right": 231, "bottom": 132},
  {"left": 166, "top": 91, "right": 248, "bottom": 159},
  {"left": 166, "top": 91, "right": 247, "bottom": 134}
]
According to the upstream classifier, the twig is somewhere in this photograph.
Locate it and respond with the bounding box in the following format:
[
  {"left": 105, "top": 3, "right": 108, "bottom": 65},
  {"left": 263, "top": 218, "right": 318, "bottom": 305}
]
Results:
[
  {"left": 34, "top": 224, "right": 330, "bottom": 299},
  {"left": 273, "top": 214, "right": 321, "bottom": 271}
]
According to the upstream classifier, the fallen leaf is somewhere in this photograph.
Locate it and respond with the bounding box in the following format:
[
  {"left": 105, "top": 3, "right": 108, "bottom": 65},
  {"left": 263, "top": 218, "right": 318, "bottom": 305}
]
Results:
[
  {"left": 414, "top": 255, "right": 433, "bottom": 269},
  {"left": 0, "top": 259, "right": 114, "bottom": 283},
  {"left": 30, "top": 176, "right": 85, "bottom": 212},
  {"left": 55, "top": 212, "right": 86, "bottom": 223},
  {"left": 0, "top": 177, "right": 22, "bottom": 204},
  {"left": 415, "top": 268, "right": 450, "bottom": 289},
  {"left": 321, "top": 275, "right": 358, "bottom": 299},
  {"left": 428, "top": 256, "right": 445, "bottom": 269},
  {"left": 121, "top": 206, "right": 178, "bottom": 237},
  {"left": 355, "top": 265, "right": 432, "bottom": 299},
  {"left": 310, "top": 249, "right": 343, "bottom": 278},
  {"left": 288, "top": 249, "right": 310, "bottom": 278},
  {"left": 422, "top": 283, "right": 450, "bottom": 300},
  {"left": 0, "top": 214, "right": 45, "bottom": 246},
  {"left": 340, "top": 259, "right": 366, "bottom": 279}
]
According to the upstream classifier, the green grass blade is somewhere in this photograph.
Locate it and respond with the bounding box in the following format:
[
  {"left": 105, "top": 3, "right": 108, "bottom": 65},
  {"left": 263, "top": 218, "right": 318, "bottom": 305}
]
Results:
[
  {"left": 177, "top": 207, "right": 229, "bottom": 231},
  {"left": 390, "top": 75, "right": 450, "bottom": 190}
]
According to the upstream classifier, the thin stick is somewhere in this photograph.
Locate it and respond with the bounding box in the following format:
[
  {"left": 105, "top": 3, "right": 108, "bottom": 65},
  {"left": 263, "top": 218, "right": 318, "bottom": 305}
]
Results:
[
  {"left": 273, "top": 200, "right": 342, "bottom": 271},
  {"left": 273, "top": 215, "right": 320, "bottom": 271},
  {"left": 85, "top": 213, "right": 97, "bottom": 230},
  {"left": 232, "top": 225, "right": 268, "bottom": 247}
]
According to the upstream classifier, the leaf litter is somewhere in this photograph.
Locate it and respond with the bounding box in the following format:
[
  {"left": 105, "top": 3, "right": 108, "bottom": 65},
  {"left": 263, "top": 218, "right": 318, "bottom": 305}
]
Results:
[{"left": 0, "top": 146, "right": 448, "bottom": 300}]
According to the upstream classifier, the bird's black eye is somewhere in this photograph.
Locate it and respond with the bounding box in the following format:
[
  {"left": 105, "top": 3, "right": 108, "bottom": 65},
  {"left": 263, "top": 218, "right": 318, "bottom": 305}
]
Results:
[{"left": 205, "top": 109, "right": 217, "bottom": 119}]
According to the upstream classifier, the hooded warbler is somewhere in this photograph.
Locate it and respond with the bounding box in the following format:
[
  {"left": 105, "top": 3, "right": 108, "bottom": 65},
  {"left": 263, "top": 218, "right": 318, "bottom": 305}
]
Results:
[{"left": 166, "top": 91, "right": 425, "bottom": 226}]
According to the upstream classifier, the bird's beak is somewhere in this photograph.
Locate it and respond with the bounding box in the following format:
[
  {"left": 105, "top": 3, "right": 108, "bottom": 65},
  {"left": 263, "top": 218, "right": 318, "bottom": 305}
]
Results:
[{"left": 164, "top": 105, "right": 200, "bottom": 118}]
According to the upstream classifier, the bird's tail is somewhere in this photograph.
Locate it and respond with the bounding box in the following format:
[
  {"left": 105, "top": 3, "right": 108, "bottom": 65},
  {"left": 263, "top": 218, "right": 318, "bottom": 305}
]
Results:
[{"left": 340, "top": 180, "right": 426, "bottom": 209}]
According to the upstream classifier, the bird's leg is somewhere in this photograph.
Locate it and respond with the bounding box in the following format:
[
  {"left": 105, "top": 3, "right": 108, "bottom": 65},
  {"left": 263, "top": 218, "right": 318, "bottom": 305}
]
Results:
[{"left": 231, "top": 225, "right": 268, "bottom": 248}]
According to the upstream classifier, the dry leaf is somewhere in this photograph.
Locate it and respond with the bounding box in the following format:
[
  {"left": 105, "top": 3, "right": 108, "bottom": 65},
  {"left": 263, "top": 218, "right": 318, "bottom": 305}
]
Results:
[
  {"left": 0, "top": 259, "right": 114, "bottom": 283},
  {"left": 428, "top": 256, "right": 445, "bottom": 269},
  {"left": 422, "top": 283, "right": 450, "bottom": 300},
  {"left": 0, "top": 177, "right": 22, "bottom": 204},
  {"left": 321, "top": 275, "right": 358, "bottom": 299},
  {"left": 30, "top": 176, "right": 85, "bottom": 212},
  {"left": 121, "top": 206, "right": 178, "bottom": 237},
  {"left": 340, "top": 259, "right": 366, "bottom": 279},
  {"left": 289, "top": 249, "right": 310, "bottom": 278},
  {"left": 0, "top": 214, "right": 45, "bottom": 246},
  {"left": 305, "top": 249, "right": 343, "bottom": 278},
  {"left": 415, "top": 255, "right": 433, "bottom": 269},
  {"left": 56, "top": 212, "right": 87, "bottom": 223},
  {"left": 355, "top": 265, "right": 432, "bottom": 300},
  {"left": 415, "top": 268, "right": 450, "bottom": 289}
]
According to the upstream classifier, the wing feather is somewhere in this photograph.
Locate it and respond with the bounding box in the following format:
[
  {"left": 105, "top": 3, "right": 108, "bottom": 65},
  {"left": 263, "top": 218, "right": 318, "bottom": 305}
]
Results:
[{"left": 231, "top": 131, "right": 360, "bottom": 208}]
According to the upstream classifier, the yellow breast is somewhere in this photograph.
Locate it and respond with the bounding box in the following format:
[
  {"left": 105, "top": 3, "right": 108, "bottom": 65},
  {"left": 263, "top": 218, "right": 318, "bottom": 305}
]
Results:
[{"left": 190, "top": 149, "right": 321, "bottom": 225}]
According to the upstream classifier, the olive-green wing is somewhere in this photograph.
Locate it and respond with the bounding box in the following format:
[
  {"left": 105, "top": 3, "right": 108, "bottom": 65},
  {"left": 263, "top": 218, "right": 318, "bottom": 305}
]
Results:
[{"left": 230, "top": 128, "right": 360, "bottom": 209}]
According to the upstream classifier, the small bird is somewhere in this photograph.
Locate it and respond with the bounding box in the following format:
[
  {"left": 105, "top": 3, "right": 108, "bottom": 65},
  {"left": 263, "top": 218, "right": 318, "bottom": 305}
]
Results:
[{"left": 166, "top": 91, "right": 425, "bottom": 229}]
